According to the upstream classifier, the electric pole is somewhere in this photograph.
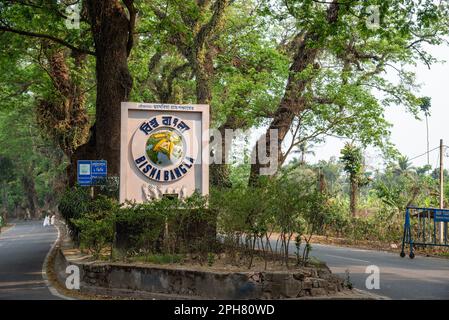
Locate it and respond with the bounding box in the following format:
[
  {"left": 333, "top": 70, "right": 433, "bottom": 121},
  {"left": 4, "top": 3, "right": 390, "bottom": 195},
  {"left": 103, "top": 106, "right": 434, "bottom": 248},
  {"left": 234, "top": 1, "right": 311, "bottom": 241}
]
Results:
[
  {"left": 439, "top": 139, "right": 444, "bottom": 242},
  {"left": 426, "top": 115, "right": 430, "bottom": 165}
]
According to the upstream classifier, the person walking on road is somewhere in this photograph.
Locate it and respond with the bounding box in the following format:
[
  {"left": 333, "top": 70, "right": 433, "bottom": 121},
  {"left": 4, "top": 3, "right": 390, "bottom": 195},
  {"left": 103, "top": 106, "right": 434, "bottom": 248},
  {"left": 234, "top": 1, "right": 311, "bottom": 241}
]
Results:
[{"left": 43, "top": 215, "right": 50, "bottom": 227}]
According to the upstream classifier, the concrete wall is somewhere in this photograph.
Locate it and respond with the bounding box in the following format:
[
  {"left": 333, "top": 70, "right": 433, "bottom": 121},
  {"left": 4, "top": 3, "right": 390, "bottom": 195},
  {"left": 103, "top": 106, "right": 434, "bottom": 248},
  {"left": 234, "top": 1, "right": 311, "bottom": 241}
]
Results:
[{"left": 54, "top": 248, "right": 346, "bottom": 299}]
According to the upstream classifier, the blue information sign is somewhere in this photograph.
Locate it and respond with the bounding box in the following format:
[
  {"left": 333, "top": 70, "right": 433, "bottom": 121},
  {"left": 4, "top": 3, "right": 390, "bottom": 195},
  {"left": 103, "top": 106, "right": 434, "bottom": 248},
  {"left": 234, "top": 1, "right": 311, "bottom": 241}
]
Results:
[
  {"left": 77, "top": 160, "right": 107, "bottom": 186},
  {"left": 435, "top": 212, "right": 449, "bottom": 223}
]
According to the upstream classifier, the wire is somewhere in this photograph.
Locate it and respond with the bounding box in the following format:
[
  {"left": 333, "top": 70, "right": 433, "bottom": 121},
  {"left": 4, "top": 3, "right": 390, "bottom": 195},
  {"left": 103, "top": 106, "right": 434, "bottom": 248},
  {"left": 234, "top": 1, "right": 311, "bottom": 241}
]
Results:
[
  {"left": 435, "top": 150, "right": 440, "bottom": 171},
  {"left": 325, "top": 135, "right": 449, "bottom": 161},
  {"left": 408, "top": 146, "right": 440, "bottom": 162}
]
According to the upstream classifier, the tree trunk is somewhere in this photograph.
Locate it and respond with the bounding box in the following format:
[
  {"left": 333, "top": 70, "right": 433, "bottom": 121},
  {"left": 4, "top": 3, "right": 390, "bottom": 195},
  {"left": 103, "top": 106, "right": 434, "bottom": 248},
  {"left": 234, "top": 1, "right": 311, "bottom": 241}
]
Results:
[
  {"left": 210, "top": 124, "right": 232, "bottom": 188},
  {"left": 21, "top": 171, "right": 39, "bottom": 219},
  {"left": 193, "top": 49, "right": 213, "bottom": 105},
  {"left": 88, "top": 1, "right": 133, "bottom": 177},
  {"left": 248, "top": 35, "right": 320, "bottom": 184},
  {"left": 1, "top": 185, "right": 8, "bottom": 224},
  {"left": 193, "top": 49, "right": 233, "bottom": 187},
  {"left": 350, "top": 179, "right": 358, "bottom": 217},
  {"left": 69, "top": 1, "right": 134, "bottom": 185},
  {"left": 164, "top": 0, "right": 230, "bottom": 188},
  {"left": 249, "top": 1, "right": 340, "bottom": 185}
]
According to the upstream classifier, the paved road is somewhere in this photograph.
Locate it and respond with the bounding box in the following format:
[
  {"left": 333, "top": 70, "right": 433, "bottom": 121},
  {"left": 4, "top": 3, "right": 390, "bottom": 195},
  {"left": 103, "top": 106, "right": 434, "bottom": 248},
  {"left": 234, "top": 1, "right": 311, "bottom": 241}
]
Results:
[
  {"left": 0, "top": 220, "right": 60, "bottom": 300},
  {"left": 308, "top": 242, "right": 449, "bottom": 300}
]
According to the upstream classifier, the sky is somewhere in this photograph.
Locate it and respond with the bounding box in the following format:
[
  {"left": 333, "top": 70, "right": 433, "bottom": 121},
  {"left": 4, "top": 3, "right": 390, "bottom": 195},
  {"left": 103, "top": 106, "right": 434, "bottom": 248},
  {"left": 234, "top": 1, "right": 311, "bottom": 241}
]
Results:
[{"left": 257, "top": 42, "right": 449, "bottom": 171}]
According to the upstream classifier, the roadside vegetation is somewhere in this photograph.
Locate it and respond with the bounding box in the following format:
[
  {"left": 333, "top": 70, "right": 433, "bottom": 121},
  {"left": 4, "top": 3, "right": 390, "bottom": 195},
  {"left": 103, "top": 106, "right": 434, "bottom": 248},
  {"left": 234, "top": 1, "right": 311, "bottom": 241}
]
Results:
[{"left": 59, "top": 149, "right": 449, "bottom": 268}]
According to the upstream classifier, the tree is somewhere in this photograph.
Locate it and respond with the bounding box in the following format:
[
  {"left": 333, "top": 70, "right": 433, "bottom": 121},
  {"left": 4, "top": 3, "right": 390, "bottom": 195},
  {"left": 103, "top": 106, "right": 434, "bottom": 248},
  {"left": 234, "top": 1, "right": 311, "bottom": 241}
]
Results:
[
  {"left": 314, "top": 157, "right": 344, "bottom": 194},
  {"left": 295, "top": 142, "right": 316, "bottom": 165},
  {"left": 420, "top": 96, "right": 431, "bottom": 165},
  {"left": 0, "top": 156, "right": 15, "bottom": 223},
  {"left": 0, "top": 100, "right": 64, "bottom": 219},
  {"left": 394, "top": 155, "right": 415, "bottom": 176},
  {"left": 149, "top": 0, "right": 232, "bottom": 186},
  {"left": 36, "top": 43, "right": 90, "bottom": 162},
  {"left": 148, "top": 0, "right": 289, "bottom": 187},
  {"left": 416, "top": 164, "right": 432, "bottom": 176},
  {"left": 0, "top": 1, "right": 136, "bottom": 183},
  {"left": 250, "top": 0, "right": 449, "bottom": 184},
  {"left": 340, "top": 143, "right": 364, "bottom": 217}
]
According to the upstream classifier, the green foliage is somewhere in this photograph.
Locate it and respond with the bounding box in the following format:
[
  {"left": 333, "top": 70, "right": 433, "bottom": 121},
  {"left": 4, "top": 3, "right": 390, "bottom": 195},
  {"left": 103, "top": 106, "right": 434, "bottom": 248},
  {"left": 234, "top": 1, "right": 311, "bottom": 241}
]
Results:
[
  {"left": 131, "top": 253, "right": 184, "bottom": 264},
  {"left": 61, "top": 189, "right": 213, "bottom": 259},
  {"left": 115, "top": 200, "right": 167, "bottom": 255},
  {"left": 58, "top": 186, "right": 91, "bottom": 240},
  {"left": 340, "top": 143, "right": 364, "bottom": 183},
  {"left": 207, "top": 252, "right": 215, "bottom": 267},
  {"left": 212, "top": 174, "right": 329, "bottom": 267},
  {"left": 420, "top": 96, "right": 431, "bottom": 115},
  {"left": 114, "top": 192, "right": 215, "bottom": 259},
  {"left": 71, "top": 196, "right": 117, "bottom": 259},
  {"left": 2, "top": 1, "right": 449, "bottom": 266}
]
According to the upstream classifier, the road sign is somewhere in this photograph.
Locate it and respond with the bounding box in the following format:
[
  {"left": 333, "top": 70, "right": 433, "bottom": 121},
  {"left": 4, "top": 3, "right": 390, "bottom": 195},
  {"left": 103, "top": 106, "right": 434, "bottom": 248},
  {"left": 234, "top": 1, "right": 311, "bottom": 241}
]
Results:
[
  {"left": 435, "top": 212, "right": 449, "bottom": 223},
  {"left": 77, "top": 160, "right": 107, "bottom": 186}
]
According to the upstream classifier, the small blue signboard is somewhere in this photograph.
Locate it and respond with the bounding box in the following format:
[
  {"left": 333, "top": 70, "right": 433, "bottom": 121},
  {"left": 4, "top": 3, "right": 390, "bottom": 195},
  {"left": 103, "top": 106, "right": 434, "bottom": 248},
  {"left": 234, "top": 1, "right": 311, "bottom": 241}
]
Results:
[
  {"left": 435, "top": 212, "right": 449, "bottom": 223},
  {"left": 77, "top": 160, "right": 107, "bottom": 186}
]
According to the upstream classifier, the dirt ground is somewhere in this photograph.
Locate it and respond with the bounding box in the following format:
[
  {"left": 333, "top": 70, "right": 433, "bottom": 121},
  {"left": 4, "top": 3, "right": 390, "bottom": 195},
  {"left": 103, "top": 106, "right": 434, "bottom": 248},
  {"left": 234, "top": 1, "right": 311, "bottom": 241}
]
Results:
[
  {"left": 0, "top": 223, "right": 14, "bottom": 233},
  {"left": 69, "top": 246, "right": 325, "bottom": 273},
  {"left": 307, "top": 234, "right": 449, "bottom": 258}
]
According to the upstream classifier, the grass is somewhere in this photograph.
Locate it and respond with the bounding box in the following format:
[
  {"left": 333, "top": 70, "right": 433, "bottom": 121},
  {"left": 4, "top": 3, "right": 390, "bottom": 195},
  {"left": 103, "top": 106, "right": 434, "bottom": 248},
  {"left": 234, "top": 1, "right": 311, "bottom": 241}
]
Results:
[{"left": 130, "top": 253, "right": 185, "bottom": 264}]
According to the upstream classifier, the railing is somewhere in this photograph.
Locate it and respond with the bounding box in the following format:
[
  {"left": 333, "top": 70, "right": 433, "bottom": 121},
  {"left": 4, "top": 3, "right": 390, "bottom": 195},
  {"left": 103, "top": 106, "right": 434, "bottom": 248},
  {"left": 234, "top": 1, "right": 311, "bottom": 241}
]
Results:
[{"left": 401, "top": 206, "right": 449, "bottom": 258}]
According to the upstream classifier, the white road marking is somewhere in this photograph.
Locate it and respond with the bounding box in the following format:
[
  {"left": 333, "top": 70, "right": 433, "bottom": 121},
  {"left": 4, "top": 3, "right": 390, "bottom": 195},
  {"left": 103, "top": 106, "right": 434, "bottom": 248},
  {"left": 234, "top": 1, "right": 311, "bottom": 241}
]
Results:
[{"left": 324, "top": 254, "right": 371, "bottom": 263}]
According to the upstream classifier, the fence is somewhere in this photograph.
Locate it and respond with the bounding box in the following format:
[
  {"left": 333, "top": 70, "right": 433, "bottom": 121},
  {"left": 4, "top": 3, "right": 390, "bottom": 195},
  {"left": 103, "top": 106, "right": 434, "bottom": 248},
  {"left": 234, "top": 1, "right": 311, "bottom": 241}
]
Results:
[{"left": 400, "top": 206, "right": 449, "bottom": 258}]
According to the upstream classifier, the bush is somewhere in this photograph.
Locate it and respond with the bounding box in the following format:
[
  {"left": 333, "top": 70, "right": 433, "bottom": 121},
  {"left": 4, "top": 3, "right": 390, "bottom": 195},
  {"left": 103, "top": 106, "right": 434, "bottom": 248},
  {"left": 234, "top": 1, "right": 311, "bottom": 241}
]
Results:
[
  {"left": 58, "top": 186, "right": 92, "bottom": 243},
  {"left": 115, "top": 192, "right": 215, "bottom": 258},
  {"left": 115, "top": 200, "right": 167, "bottom": 255},
  {"left": 71, "top": 196, "right": 118, "bottom": 258},
  {"left": 211, "top": 176, "right": 330, "bottom": 268}
]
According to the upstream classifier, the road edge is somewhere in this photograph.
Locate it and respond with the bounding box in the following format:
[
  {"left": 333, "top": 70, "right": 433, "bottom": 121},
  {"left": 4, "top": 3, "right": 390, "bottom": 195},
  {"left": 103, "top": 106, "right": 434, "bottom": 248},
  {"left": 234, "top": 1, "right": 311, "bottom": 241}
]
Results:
[
  {"left": 41, "top": 223, "right": 74, "bottom": 300},
  {"left": 0, "top": 223, "right": 16, "bottom": 235},
  {"left": 352, "top": 288, "right": 391, "bottom": 300}
]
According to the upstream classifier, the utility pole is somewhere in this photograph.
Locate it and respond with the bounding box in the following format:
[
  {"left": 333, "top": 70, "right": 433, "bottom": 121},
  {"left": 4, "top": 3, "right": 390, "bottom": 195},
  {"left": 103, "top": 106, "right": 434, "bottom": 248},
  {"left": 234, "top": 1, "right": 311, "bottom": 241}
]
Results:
[
  {"left": 439, "top": 139, "right": 444, "bottom": 242},
  {"left": 426, "top": 115, "right": 430, "bottom": 165}
]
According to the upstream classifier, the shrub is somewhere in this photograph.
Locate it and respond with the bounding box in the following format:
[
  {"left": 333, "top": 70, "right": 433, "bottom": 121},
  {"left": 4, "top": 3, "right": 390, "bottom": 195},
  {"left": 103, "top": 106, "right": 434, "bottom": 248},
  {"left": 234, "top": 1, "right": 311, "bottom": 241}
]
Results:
[
  {"left": 115, "top": 192, "right": 215, "bottom": 258},
  {"left": 212, "top": 184, "right": 271, "bottom": 267},
  {"left": 115, "top": 200, "right": 169, "bottom": 255},
  {"left": 212, "top": 176, "right": 329, "bottom": 268},
  {"left": 71, "top": 196, "right": 118, "bottom": 258},
  {"left": 58, "top": 186, "right": 91, "bottom": 242},
  {"left": 167, "top": 193, "right": 216, "bottom": 256}
]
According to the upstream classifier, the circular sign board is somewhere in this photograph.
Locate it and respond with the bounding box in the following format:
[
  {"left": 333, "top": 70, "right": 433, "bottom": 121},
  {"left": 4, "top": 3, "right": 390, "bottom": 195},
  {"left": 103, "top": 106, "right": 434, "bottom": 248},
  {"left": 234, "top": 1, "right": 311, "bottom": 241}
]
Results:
[{"left": 131, "top": 115, "right": 195, "bottom": 182}]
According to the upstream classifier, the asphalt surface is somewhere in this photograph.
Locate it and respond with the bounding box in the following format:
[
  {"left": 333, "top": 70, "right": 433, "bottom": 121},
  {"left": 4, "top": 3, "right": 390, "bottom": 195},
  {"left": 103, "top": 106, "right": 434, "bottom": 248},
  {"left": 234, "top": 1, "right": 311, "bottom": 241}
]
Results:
[
  {"left": 307, "top": 242, "right": 449, "bottom": 300},
  {"left": 0, "top": 220, "right": 60, "bottom": 300}
]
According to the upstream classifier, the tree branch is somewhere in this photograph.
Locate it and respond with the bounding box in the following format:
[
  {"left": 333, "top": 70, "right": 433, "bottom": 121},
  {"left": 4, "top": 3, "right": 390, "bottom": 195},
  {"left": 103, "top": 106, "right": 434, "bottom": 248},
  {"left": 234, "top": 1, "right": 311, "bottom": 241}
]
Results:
[
  {"left": 0, "top": 25, "right": 95, "bottom": 56},
  {"left": 122, "top": 0, "right": 136, "bottom": 56},
  {"left": 195, "top": 0, "right": 229, "bottom": 49}
]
